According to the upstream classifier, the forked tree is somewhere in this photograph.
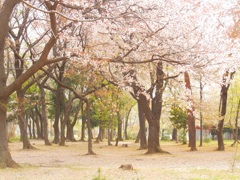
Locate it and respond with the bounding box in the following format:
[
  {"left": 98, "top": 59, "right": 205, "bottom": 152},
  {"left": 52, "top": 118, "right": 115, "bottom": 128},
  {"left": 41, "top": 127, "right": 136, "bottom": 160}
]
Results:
[{"left": 217, "top": 69, "right": 235, "bottom": 151}]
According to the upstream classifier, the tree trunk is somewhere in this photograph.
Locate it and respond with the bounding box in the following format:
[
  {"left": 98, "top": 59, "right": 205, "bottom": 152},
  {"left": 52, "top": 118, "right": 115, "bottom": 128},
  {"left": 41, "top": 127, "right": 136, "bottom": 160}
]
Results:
[
  {"left": 32, "top": 113, "right": 36, "bottom": 139},
  {"left": 129, "top": 62, "right": 168, "bottom": 154},
  {"left": 59, "top": 95, "right": 74, "bottom": 146},
  {"left": 138, "top": 102, "right": 147, "bottom": 149},
  {"left": 0, "top": 0, "right": 57, "bottom": 168},
  {"left": 0, "top": 98, "right": 19, "bottom": 168},
  {"left": 80, "top": 102, "right": 86, "bottom": 141},
  {"left": 39, "top": 84, "right": 51, "bottom": 145},
  {"left": 66, "top": 102, "right": 80, "bottom": 142},
  {"left": 117, "top": 112, "right": 123, "bottom": 141},
  {"left": 34, "top": 107, "right": 42, "bottom": 139},
  {"left": 85, "top": 101, "right": 95, "bottom": 155},
  {"left": 52, "top": 86, "right": 62, "bottom": 144},
  {"left": 171, "top": 128, "right": 178, "bottom": 142},
  {"left": 217, "top": 70, "right": 235, "bottom": 151},
  {"left": 59, "top": 117, "right": 66, "bottom": 146},
  {"left": 35, "top": 105, "right": 43, "bottom": 139},
  {"left": 17, "top": 90, "right": 34, "bottom": 149},
  {"left": 184, "top": 71, "right": 197, "bottom": 151},
  {"left": 67, "top": 125, "right": 76, "bottom": 142}
]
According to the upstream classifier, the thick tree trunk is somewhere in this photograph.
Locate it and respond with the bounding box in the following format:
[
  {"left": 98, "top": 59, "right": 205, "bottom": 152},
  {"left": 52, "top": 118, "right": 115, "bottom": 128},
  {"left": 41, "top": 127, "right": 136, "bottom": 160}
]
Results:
[
  {"left": 59, "top": 118, "right": 66, "bottom": 146},
  {"left": 52, "top": 88, "right": 61, "bottom": 144},
  {"left": 0, "top": 0, "right": 20, "bottom": 168},
  {"left": 0, "top": 98, "right": 19, "bottom": 168},
  {"left": 184, "top": 72, "right": 197, "bottom": 151},
  {"left": 80, "top": 102, "right": 86, "bottom": 141},
  {"left": 39, "top": 84, "right": 51, "bottom": 145},
  {"left": 130, "top": 62, "right": 168, "bottom": 154},
  {"left": 85, "top": 101, "right": 95, "bottom": 155},
  {"left": 67, "top": 125, "right": 76, "bottom": 142},
  {"left": 35, "top": 106, "right": 43, "bottom": 139},
  {"left": 217, "top": 89, "right": 227, "bottom": 151},
  {"left": 117, "top": 112, "right": 123, "bottom": 141},
  {"left": 59, "top": 95, "right": 74, "bottom": 146},
  {"left": 138, "top": 102, "right": 147, "bottom": 149},
  {"left": 34, "top": 107, "right": 42, "bottom": 139},
  {"left": 17, "top": 90, "right": 34, "bottom": 149},
  {"left": 147, "top": 121, "right": 161, "bottom": 153},
  {"left": 0, "top": 0, "right": 57, "bottom": 168},
  {"left": 217, "top": 70, "right": 235, "bottom": 151},
  {"left": 171, "top": 128, "right": 178, "bottom": 142},
  {"left": 80, "top": 118, "right": 86, "bottom": 141}
]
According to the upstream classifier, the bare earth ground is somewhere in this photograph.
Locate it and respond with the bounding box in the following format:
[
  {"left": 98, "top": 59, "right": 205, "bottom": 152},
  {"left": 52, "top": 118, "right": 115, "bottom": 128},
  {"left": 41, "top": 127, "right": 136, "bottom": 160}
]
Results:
[{"left": 1, "top": 140, "right": 240, "bottom": 180}]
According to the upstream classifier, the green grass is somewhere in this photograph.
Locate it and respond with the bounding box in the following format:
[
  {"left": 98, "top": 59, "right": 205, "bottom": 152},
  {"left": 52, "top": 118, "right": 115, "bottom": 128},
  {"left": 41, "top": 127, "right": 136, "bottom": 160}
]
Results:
[{"left": 9, "top": 136, "right": 20, "bottom": 143}]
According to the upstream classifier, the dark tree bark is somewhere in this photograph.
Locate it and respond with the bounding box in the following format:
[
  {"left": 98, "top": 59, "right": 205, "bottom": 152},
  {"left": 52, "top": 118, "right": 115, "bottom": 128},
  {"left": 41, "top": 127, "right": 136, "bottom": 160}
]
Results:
[
  {"left": 35, "top": 106, "right": 44, "bottom": 139},
  {"left": 52, "top": 86, "right": 63, "bottom": 144},
  {"left": 52, "top": 62, "right": 66, "bottom": 144},
  {"left": 171, "top": 128, "right": 178, "bottom": 142},
  {"left": 0, "top": 0, "right": 21, "bottom": 168},
  {"left": 11, "top": 7, "right": 34, "bottom": 149},
  {"left": 17, "top": 90, "right": 34, "bottom": 149},
  {"left": 217, "top": 70, "right": 235, "bottom": 151},
  {"left": 80, "top": 102, "right": 86, "bottom": 141},
  {"left": 128, "top": 62, "right": 169, "bottom": 154},
  {"left": 231, "top": 99, "right": 240, "bottom": 147},
  {"left": 117, "top": 111, "right": 123, "bottom": 141},
  {"left": 85, "top": 101, "right": 96, "bottom": 155},
  {"left": 184, "top": 71, "right": 197, "bottom": 151},
  {"left": 38, "top": 79, "right": 51, "bottom": 146},
  {"left": 138, "top": 102, "right": 147, "bottom": 149},
  {"left": 66, "top": 101, "right": 81, "bottom": 142},
  {"left": 31, "top": 111, "right": 36, "bottom": 139},
  {"left": 0, "top": 0, "right": 65, "bottom": 168},
  {"left": 34, "top": 106, "right": 42, "bottom": 139},
  {"left": 59, "top": 95, "right": 75, "bottom": 146}
]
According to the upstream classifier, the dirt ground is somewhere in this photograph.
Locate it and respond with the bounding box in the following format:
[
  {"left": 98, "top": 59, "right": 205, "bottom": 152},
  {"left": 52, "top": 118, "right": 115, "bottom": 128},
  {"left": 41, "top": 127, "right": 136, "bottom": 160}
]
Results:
[{"left": 1, "top": 139, "right": 240, "bottom": 180}]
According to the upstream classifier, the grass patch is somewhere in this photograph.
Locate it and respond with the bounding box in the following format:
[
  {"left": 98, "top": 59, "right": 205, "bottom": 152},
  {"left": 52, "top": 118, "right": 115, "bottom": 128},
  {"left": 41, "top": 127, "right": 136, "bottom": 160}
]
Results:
[
  {"left": 9, "top": 136, "right": 20, "bottom": 143},
  {"left": 92, "top": 168, "right": 106, "bottom": 180}
]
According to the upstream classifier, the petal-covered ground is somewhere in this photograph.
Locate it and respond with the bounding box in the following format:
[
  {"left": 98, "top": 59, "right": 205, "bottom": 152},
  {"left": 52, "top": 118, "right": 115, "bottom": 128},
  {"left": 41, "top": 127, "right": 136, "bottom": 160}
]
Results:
[{"left": 2, "top": 140, "right": 240, "bottom": 180}]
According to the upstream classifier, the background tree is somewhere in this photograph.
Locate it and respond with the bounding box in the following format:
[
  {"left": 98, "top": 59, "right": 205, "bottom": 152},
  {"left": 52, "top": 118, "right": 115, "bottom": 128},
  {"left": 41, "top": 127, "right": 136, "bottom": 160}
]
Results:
[{"left": 169, "top": 105, "right": 188, "bottom": 144}]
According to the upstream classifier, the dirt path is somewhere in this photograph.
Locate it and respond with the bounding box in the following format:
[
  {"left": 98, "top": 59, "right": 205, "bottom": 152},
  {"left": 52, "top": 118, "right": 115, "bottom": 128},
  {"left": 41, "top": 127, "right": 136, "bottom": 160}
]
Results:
[{"left": 1, "top": 140, "right": 240, "bottom": 180}]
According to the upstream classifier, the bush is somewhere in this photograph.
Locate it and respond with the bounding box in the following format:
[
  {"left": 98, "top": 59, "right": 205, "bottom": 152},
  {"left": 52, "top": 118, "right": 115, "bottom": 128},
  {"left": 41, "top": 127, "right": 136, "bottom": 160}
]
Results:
[
  {"left": 203, "top": 136, "right": 211, "bottom": 143},
  {"left": 161, "top": 136, "right": 170, "bottom": 141}
]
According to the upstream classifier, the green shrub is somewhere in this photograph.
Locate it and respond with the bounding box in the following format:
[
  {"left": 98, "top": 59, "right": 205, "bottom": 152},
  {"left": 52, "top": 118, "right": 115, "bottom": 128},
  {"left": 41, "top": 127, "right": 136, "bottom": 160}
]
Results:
[
  {"left": 161, "top": 136, "right": 170, "bottom": 141},
  {"left": 203, "top": 136, "right": 211, "bottom": 143},
  {"left": 92, "top": 168, "right": 106, "bottom": 180}
]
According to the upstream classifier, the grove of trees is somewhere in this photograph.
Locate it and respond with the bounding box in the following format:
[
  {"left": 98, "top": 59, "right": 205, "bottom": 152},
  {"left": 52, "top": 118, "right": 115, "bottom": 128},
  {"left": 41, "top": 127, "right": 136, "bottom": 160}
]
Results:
[{"left": 1, "top": 0, "right": 240, "bottom": 168}]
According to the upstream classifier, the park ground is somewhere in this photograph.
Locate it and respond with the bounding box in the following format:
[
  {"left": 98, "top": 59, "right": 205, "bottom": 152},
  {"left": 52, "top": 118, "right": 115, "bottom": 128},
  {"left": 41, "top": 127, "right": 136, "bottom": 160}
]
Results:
[{"left": 1, "top": 139, "right": 240, "bottom": 180}]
